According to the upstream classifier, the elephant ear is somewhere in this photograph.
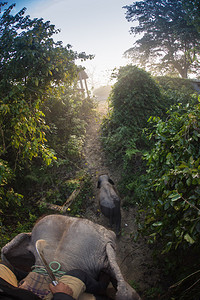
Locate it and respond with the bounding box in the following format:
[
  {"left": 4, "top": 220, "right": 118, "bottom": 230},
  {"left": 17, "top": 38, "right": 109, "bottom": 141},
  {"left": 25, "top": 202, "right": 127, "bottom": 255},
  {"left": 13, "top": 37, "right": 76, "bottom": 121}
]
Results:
[
  {"left": 108, "top": 178, "right": 114, "bottom": 185},
  {"left": 1, "top": 232, "right": 35, "bottom": 272},
  {"left": 97, "top": 179, "right": 101, "bottom": 189},
  {"left": 106, "top": 243, "right": 141, "bottom": 300}
]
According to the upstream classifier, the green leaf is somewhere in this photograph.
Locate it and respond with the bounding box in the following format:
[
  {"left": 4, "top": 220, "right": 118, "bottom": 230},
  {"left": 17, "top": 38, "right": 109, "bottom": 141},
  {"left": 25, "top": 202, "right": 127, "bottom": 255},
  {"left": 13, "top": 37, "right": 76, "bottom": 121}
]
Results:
[
  {"left": 35, "top": 78, "right": 39, "bottom": 86},
  {"left": 186, "top": 177, "right": 191, "bottom": 186},
  {"left": 184, "top": 233, "right": 195, "bottom": 244},
  {"left": 169, "top": 193, "right": 181, "bottom": 202},
  {"left": 152, "top": 221, "right": 163, "bottom": 227},
  {"left": 164, "top": 202, "right": 170, "bottom": 210},
  {"left": 162, "top": 241, "right": 172, "bottom": 254}
]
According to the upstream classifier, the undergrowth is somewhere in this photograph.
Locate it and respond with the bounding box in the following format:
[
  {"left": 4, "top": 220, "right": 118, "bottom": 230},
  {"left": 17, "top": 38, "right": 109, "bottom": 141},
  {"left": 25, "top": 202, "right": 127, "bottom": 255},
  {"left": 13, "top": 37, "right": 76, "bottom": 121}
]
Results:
[{"left": 101, "top": 66, "right": 200, "bottom": 299}]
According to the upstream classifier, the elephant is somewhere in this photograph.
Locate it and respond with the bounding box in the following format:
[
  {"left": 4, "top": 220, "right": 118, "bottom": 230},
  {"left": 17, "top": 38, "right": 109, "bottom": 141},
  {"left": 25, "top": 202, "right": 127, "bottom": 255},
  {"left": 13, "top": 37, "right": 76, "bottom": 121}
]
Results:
[
  {"left": 1, "top": 214, "right": 141, "bottom": 300},
  {"left": 97, "top": 175, "right": 121, "bottom": 236}
]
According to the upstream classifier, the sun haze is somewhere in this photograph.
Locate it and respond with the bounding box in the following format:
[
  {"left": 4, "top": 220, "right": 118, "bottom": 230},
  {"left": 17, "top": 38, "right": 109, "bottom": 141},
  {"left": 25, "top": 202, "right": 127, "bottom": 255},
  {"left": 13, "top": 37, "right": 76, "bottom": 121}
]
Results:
[{"left": 4, "top": 0, "right": 135, "bottom": 88}]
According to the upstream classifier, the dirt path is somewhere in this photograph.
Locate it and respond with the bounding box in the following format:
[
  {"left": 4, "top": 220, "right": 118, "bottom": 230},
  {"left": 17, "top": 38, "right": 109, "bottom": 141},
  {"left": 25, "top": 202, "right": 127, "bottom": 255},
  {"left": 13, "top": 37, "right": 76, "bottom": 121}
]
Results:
[{"left": 83, "top": 98, "right": 161, "bottom": 299}]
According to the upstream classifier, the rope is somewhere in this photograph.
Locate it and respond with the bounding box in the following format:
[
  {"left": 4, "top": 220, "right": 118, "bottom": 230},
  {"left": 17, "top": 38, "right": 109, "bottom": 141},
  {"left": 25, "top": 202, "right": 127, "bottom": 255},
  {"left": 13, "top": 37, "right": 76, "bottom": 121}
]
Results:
[{"left": 31, "top": 261, "right": 66, "bottom": 278}]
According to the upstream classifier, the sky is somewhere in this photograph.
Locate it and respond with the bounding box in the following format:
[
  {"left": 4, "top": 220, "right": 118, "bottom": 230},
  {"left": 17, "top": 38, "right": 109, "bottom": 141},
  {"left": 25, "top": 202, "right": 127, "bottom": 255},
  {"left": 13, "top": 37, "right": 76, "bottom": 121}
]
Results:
[{"left": 3, "top": 0, "right": 136, "bottom": 88}]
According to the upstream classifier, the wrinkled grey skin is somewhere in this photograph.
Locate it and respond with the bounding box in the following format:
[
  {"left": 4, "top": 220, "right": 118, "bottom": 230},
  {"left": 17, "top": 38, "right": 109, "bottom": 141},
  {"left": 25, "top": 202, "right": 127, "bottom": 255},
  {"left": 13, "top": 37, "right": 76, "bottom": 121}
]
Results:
[
  {"left": 1, "top": 215, "right": 140, "bottom": 300},
  {"left": 97, "top": 175, "right": 121, "bottom": 235}
]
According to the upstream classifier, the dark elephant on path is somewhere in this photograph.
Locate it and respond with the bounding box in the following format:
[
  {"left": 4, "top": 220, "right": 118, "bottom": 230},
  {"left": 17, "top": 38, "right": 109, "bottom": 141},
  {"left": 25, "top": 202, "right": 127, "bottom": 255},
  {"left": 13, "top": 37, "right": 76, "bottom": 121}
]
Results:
[
  {"left": 1, "top": 214, "right": 140, "bottom": 300},
  {"left": 97, "top": 175, "right": 121, "bottom": 236}
]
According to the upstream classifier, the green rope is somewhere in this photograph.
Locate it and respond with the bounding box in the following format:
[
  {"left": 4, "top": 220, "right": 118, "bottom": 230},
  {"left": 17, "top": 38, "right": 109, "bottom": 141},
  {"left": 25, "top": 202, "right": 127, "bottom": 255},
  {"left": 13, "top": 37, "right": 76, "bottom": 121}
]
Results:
[{"left": 32, "top": 261, "right": 66, "bottom": 278}]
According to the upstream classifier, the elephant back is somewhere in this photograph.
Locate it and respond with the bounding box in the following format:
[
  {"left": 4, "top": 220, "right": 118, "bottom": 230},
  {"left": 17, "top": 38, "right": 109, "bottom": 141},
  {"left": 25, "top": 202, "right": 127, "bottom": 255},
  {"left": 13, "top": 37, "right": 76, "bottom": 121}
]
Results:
[{"left": 30, "top": 215, "right": 116, "bottom": 279}]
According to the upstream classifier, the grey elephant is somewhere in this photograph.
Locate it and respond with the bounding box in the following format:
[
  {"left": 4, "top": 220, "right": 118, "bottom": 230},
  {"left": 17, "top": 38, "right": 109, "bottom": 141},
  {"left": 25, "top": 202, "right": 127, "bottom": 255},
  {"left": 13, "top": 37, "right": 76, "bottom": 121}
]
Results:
[
  {"left": 1, "top": 214, "right": 140, "bottom": 300},
  {"left": 97, "top": 175, "right": 121, "bottom": 236}
]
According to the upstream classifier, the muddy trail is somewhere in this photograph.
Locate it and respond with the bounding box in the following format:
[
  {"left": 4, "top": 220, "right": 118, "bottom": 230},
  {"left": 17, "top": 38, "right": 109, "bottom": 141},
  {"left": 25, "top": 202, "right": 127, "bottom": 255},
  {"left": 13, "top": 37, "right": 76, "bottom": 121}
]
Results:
[{"left": 83, "top": 98, "right": 161, "bottom": 299}]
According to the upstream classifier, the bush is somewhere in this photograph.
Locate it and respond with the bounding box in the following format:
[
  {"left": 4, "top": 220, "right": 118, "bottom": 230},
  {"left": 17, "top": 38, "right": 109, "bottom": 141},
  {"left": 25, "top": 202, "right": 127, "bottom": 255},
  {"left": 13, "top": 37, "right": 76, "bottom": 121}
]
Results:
[
  {"left": 100, "top": 64, "right": 200, "bottom": 298},
  {"left": 156, "top": 76, "right": 199, "bottom": 107},
  {"left": 137, "top": 100, "right": 200, "bottom": 299},
  {"left": 0, "top": 3, "right": 93, "bottom": 248},
  {"left": 42, "top": 86, "right": 94, "bottom": 160},
  {"left": 101, "top": 65, "right": 165, "bottom": 165},
  {"left": 141, "top": 101, "right": 200, "bottom": 253}
]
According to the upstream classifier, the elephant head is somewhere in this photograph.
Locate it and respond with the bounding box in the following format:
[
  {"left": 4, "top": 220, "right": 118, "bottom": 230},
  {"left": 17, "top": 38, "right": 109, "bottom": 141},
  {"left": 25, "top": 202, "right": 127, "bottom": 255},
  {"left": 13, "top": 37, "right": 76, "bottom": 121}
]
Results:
[
  {"left": 97, "top": 174, "right": 121, "bottom": 236},
  {"left": 1, "top": 214, "right": 140, "bottom": 300}
]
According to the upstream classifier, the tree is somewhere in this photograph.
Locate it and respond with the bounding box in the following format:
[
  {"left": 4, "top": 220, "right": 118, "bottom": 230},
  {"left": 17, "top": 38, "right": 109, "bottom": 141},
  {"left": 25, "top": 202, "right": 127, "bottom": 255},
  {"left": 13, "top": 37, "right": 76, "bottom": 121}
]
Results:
[
  {"left": 124, "top": 0, "right": 200, "bottom": 78},
  {"left": 183, "top": 0, "right": 200, "bottom": 32},
  {"left": 0, "top": 2, "right": 77, "bottom": 163},
  {"left": 101, "top": 65, "right": 165, "bottom": 165},
  {"left": 0, "top": 2, "right": 90, "bottom": 215}
]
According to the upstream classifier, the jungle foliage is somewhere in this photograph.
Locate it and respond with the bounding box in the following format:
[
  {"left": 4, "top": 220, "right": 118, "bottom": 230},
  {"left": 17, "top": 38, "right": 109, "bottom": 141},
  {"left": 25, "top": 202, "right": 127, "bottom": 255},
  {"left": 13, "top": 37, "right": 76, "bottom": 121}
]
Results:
[
  {"left": 124, "top": 0, "right": 200, "bottom": 78},
  {"left": 0, "top": 2, "right": 94, "bottom": 246},
  {"left": 101, "top": 65, "right": 200, "bottom": 299},
  {"left": 101, "top": 65, "right": 165, "bottom": 166},
  {"left": 101, "top": 66, "right": 197, "bottom": 172},
  {"left": 142, "top": 102, "right": 200, "bottom": 299},
  {"left": 183, "top": 0, "right": 200, "bottom": 32},
  {"left": 143, "top": 103, "right": 200, "bottom": 250}
]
